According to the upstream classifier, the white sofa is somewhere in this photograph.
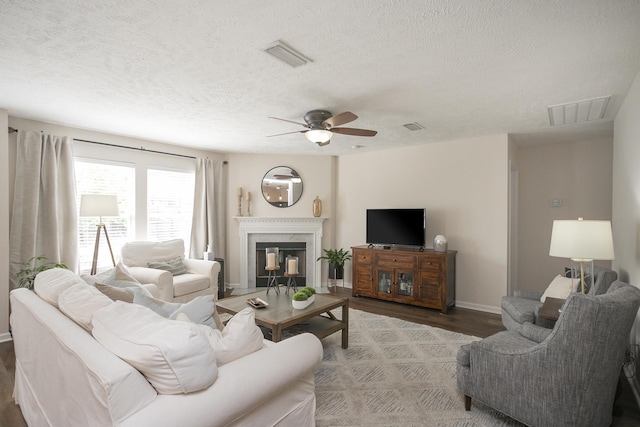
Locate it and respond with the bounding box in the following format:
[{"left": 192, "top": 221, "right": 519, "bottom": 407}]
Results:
[
  {"left": 120, "top": 239, "right": 221, "bottom": 303},
  {"left": 10, "top": 270, "right": 323, "bottom": 427}
]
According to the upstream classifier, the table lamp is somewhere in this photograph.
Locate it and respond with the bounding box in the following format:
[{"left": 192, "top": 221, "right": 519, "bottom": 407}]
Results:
[{"left": 548, "top": 218, "right": 615, "bottom": 293}]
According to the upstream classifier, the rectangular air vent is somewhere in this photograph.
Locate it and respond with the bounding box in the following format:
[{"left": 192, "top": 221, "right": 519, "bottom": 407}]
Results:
[
  {"left": 263, "top": 40, "right": 312, "bottom": 68},
  {"left": 547, "top": 96, "right": 610, "bottom": 126},
  {"left": 403, "top": 122, "right": 425, "bottom": 131}
]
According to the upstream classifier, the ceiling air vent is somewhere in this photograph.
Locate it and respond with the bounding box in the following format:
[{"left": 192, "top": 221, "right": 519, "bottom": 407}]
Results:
[
  {"left": 547, "top": 95, "right": 610, "bottom": 126},
  {"left": 263, "top": 40, "right": 312, "bottom": 68},
  {"left": 403, "top": 122, "right": 425, "bottom": 131}
]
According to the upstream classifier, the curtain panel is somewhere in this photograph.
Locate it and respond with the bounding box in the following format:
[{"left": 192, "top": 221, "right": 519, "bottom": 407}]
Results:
[
  {"left": 9, "top": 131, "right": 78, "bottom": 289},
  {"left": 190, "top": 158, "right": 226, "bottom": 262}
]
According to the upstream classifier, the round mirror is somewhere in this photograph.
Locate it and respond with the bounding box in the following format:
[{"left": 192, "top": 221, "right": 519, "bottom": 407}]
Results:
[{"left": 261, "top": 166, "right": 303, "bottom": 208}]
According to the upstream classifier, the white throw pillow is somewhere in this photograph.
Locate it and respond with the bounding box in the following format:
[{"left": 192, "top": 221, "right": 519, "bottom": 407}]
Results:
[
  {"left": 91, "top": 301, "right": 218, "bottom": 394},
  {"left": 83, "top": 263, "right": 152, "bottom": 297},
  {"left": 540, "top": 275, "right": 578, "bottom": 302},
  {"left": 194, "top": 308, "right": 264, "bottom": 366},
  {"left": 34, "top": 268, "right": 87, "bottom": 307},
  {"left": 58, "top": 284, "right": 113, "bottom": 331},
  {"left": 133, "top": 293, "right": 222, "bottom": 330}
]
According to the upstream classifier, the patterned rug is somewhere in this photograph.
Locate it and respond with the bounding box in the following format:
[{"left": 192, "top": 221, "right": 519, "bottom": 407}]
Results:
[{"left": 313, "top": 309, "right": 524, "bottom": 426}]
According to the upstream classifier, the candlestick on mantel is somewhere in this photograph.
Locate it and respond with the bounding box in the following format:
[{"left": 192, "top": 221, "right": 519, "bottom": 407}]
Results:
[
  {"left": 236, "top": 193, "right": 243, "bottom": 216},
  {"left": 246, "top": 191, "right": 251, "bottom": 201}
]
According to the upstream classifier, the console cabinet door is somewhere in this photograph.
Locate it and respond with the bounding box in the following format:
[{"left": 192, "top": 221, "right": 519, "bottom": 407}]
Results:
[
  {"left": 417, "top": 256, "right": 443, "bottom": 309},
  {"left": 352, "top": 248, "right": 375, "bottom": 296}
]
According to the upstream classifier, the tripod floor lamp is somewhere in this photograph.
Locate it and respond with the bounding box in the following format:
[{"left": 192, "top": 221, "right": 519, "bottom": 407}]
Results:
[
  {"left": 80, "top": 194, "right": 119, "bottom": 275},
  {"left": 549, "top": 218, "right": 615, "bottom": 293}
]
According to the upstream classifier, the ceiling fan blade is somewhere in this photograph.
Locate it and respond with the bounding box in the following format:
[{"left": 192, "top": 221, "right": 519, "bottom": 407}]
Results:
[
  {"left": 331, "top": 127, "right": 377, "bottom": 137},
  {"left": 268, "top": 116, "right": 309, "bottom": 127},
  {"left": 323, "top": 111, "right": 357, "bottom": 128},
  {"left": 267, "top": 130, "right": 306, "bottom": 137}
]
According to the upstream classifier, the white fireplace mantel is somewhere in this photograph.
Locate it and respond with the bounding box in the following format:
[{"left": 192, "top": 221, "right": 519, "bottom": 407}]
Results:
[{"left": 236, "top": 217, "right": 326, "bottom": 289}]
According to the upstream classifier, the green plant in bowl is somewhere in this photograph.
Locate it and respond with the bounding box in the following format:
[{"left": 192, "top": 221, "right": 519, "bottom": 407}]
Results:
[
  {"left": 301, "top": 287, "right": 316, "bottom": 297},
  {"left": 292, "top": 291, "right": 309, "bottom": 301}
]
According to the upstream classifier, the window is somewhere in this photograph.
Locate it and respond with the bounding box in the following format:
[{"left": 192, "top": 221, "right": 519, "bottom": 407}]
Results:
[
  {"left": 147, "top": 168, "right": 195, "bottom": 252},
  {"left": 75, "top": 159, "right": 135, "bottom": 273}
]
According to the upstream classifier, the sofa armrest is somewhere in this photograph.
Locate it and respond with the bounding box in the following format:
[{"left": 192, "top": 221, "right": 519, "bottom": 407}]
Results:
[
  {"left": 126, "top": 266, "right": 174, "bottom": 301},
  {"left": 520, "top": 321, "right": 553, "bottom": 343},
  {"left": 183, "top": 259, "right": 220, "bottom": 293},
  {"left": 120, "top": 333, "right": 324, "bottom": 427}
]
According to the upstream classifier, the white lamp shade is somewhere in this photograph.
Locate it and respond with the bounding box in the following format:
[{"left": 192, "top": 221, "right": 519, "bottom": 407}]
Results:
[
  {"left": 79, "top": 194, "right": 119, "bottom": 217},
  {"left": 549, "top": 219, "right": 615, "bottom": 260},
  {"left": 305, "top": 129, "right": 332, "bottom": 143}
]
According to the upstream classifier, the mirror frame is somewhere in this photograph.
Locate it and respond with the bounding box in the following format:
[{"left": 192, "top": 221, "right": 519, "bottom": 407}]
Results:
[{"left": 261, "top": 166, "right": 303, "bottom": 208}]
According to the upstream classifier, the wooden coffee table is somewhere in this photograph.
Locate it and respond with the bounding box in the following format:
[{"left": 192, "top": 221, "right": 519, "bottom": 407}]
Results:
[{"left": 216, "top": 288, "right": 349, "bottom": 348}]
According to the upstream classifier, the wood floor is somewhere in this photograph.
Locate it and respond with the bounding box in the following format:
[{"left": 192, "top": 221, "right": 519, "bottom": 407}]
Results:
[{"left": 0, "top": 287, "right": 638, "bottom": 426}]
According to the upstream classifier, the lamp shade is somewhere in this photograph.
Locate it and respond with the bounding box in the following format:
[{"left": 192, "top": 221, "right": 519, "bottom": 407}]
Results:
[
  {"left": 79, "top": 194, "right": 119, "bottom": 217},
  {"left": 549, "top": 219, "right": 615, "bottom": 260}
]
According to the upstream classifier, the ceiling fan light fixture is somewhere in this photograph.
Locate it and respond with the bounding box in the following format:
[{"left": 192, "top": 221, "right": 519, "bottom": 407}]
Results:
[{"left": 305, "top": 129, "right": 332, "bottom": 143}]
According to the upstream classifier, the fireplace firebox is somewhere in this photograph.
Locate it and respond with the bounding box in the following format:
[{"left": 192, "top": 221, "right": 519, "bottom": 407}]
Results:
[{"left": 255, "top": 242, "right": 306, "bottom": 287}]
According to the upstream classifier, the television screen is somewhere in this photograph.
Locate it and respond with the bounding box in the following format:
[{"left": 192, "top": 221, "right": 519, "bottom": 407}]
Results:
[{"left": 366, "top": 208, "right": 426, "bottom": 247}]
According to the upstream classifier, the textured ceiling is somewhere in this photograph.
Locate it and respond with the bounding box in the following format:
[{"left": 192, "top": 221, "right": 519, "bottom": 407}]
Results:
[{"left": 1, "top": 0, "right": 639, "bottom": 155}]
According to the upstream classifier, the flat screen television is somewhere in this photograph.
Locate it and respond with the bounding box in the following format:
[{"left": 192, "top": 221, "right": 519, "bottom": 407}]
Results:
[{"left": 366, "top": 208, "right": 426, "bottom": 248}]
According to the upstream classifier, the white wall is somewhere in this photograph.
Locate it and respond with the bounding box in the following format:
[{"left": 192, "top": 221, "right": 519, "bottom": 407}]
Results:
[
  {"left": 516, "top": 137, "right": 613, "bottom": 292},
  {"left": 337, "top": 135, "right": 510, "bottom": 312},
  {"left": 612, "top": 69, "right": 640, "bottom": 376},
  {"left": 0, "top": 110, "right": 9, "bottom": 340},
  {"left": 225, "top": 153, "right": 335, "bottom": 286}
]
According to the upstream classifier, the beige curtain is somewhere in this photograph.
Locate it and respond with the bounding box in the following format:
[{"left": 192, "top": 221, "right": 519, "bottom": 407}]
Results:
[
  {"left": 189, "top": 158, "right": 225, "bottom": 261},
  {"left": 9, "top": 131, "right": 78, "bottom": 289}
]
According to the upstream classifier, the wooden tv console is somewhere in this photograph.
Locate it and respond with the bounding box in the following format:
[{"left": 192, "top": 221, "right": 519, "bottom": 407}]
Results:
[{"left": 351, "top": 245, "right": 456, "bottom": 313}]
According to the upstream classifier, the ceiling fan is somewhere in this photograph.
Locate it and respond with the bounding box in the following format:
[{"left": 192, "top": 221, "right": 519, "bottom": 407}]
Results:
[{"left": 268, "top": 110, "right": 377, "bottom": 146}]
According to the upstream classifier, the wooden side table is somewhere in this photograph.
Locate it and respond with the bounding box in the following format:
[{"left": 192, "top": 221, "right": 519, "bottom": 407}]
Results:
[{"left": 539, "top": 297, "right": 565, "bottom": 322}]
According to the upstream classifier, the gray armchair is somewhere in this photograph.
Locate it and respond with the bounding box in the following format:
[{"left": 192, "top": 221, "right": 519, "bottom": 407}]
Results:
[
  {"left": 457, "top": 281, "right": 640, "bottom": 427},
  {"left": 501, "top": 267, "right": 617, "bottom": 333}
]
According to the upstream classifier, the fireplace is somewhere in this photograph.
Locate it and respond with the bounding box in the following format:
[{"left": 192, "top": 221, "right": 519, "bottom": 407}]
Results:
[
  {"left": 255, "top": 242, "right": 307, "bottom": 287},
  {"left": 236, "top": 217, "right": 325, "bottom": 289}
]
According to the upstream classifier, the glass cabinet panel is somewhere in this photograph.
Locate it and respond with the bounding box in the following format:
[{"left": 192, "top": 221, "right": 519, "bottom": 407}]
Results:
[
  {"left": 397, "top": 271, "right": 414, "bottom": 297},
  {"left": 377, "top": 270, "right": 392, "bottom": 294}
]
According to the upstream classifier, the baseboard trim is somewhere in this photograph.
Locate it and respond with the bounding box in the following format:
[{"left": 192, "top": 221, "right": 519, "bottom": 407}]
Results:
[
  {"left": 455, "top": 300, "right": 501, "bottom": 315},
  {"left": 0, "top": 332, "right": 12, "bottom": 343}
]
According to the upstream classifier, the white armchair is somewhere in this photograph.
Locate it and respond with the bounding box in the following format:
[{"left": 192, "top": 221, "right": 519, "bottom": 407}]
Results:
[{"left": 120, "top": 239, "right": 220, "bottom": 303}]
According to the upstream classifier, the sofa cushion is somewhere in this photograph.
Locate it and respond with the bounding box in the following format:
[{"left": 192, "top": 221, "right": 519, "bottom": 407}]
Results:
[
  {"left": 540, "top": 275, "right": 577, "bottom": 302},
  {"left": 92, "top": 301, "right": 218, "bottom": 394},
  {"left": 34, "top": 268, "right": 87, "bottom": 307},
  {"left": 180, "top": 307, "right": 264, "bottom": 366},
  {"left": 120, "top": 239, "right": 185, "bottom": 267},
  {"left": 134, "top": 293, "right": 223, "bottom": 330},
  {"left": 96, "top": 282, "right": 135, "bottom": 303},
  {"left": 173, "top": 273, "right": 210, "bottom": 297},
  {"left": 58, "top": 284, "right": 113, "bottom": 331},
  {"left": 83, "top": 263, "right": 152, "bottom": 297},
  {"left": 147, "top": 256, "right": 187, "bottom": 276}
]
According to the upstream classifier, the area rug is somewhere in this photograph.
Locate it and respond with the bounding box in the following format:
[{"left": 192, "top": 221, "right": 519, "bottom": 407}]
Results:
[{"left": 314, "top": 309, "right": 524, "bottom": 427}]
